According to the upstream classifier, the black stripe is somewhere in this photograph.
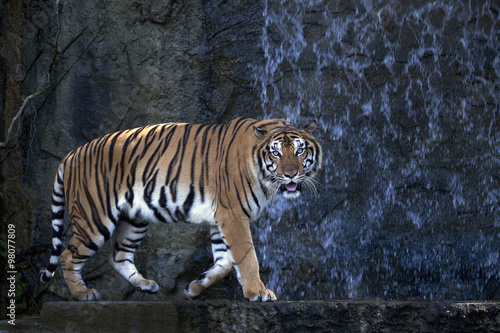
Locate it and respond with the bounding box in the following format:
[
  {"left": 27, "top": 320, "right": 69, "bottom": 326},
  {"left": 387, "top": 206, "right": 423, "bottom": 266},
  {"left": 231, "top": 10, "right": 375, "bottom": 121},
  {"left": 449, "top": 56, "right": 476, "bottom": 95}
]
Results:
[
  {"left": 153, "top": 209, "right": 168, "bottom": 223},
  {"left": 52, "top": 225, "right": 63, "bottom": 238},
  {"left": 144, "top": 170, "right": 168, "bottom": 223},
  {"left": 182, "top": 141, "right": 198, "bottom": 216},
  {"left": 72, "top": 199, "right": 95, "bottom": 234},
  {"left": 238, "top": 162, "right": 252, "bottom": 213},
  {"left": 234, "top": 181, "right": 250, "bottom": 218},
  {"left": 104, "top": 174, "right": 118, "bottom": 226},
  {"left": 194, "top": 124, "right": 209, "bottom": 140},
  {"left": 69, "top": 241, "right": 96, "bottom": 256},
  {"left": 51, "top": 244, "right": 62, "bottom": 256},
  {"left": 221, "top": 120, "right": 249, "bottom": 189},
  {"left": 66, "top": 153, "right": 76, "bottom": 192},
  {"left": 160, "top": 125, "right": 177, "bottom": 155},
  {"left": 93, "top": 137, "right": 108, "bottom": 230},
  {"left": 46, "top": 262, "right": 58, "bottom": 273},
  {"left": 113, "top": 163, "right": 121, "bottom": 211},
  {"left": 119, "top": 131, "right": 132, "bottom": 183},
  {"left": 126, "top": 236, "right": 145, "bottom": 243},
  {"left": 126, "top": 157, "right": 139, "bottom": 205},
  {"left": 175, "top": 208, "right": 185, "bottom": 222},
  {"left": 82, "top": 143, "right": 89, "bottom": 179},
  {"left": 83, "top": 184, "right": 111, "bottom": 241},
  {"left": 108, "top": 131, "right": 122, "bottom": 168},
  {"left": 144, "top": 170, "right": 158, "bottom": 203},
  {"left": 120, "top": 242, "right": 140, "bottom": 249},
  {"left": 56, "top": 167, "right": 64, "bottom": 184},
  {"left": 168, "top": 124, "right": 193, "bottom": 203},
  {"left": 140, "top": 125, "right": 160, "bottom": 159},
  {"left": 128, "top": 134, "right": 144, "bottom": 164},
  {"left": 51, "top": 198, "right": 65, "bottom": 206},
  {"left": 199, "top": 125, "right": 212, "bottom": 203},
  {"left": 159, "top": 186, "right": 174, "bottom": 221},
  {"left": 167, "top": 139, "right": 183, "bottom": 202},
  {"left": 170, "top": 178, "right": 179, "bottom": 203},
  {"left": 142, "top": 137, "right": 164, "bottom": 184},
  {"left": 215, "top": 124, "right": 226, "bottom": 160},
  {"left": 231, "top": 117, "right": 248, "bottom": 135},
  {"left": 114, "top": 242, "right": 135, "bottom": 254},
  {"left": 183, "top": 186, "right": 195, "bottom": 217},
  {"left": 246, "top": 176, "right": 260, "bottom": 210},
  {"left": 52, "top": 188, "right": 64, "bottom": 198},
  {"left": 157, "top": 124, "right": 167, "bottom": 139},
  {"left": 190, "top": 141, "right": 198, "bottom": 183},
  {"left": 52, "top": 210, "right": 64, "bottom": 220},
  {"left": 120, "top": 216, "right": 149, "bottom": 229},
  {"left": 243, "top": 119, "right": 261, "bottom": 133},
  {"left": 114, "top": 258, "right": 134, "bottom": 264}
]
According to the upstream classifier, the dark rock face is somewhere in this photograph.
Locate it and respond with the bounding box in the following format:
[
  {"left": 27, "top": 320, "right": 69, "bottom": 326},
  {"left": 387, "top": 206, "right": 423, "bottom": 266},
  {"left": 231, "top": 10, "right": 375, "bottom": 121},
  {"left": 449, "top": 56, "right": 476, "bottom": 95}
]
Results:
[{"left": 0, "top": 0, "right": 499, "bottom": 319}]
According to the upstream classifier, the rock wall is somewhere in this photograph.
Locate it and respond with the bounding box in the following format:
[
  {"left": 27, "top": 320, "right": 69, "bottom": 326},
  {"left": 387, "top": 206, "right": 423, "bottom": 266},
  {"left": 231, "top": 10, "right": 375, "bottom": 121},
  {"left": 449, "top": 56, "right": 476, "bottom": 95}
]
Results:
[{"left": 0, "top": 0, "right": 499, "bottom": 318}]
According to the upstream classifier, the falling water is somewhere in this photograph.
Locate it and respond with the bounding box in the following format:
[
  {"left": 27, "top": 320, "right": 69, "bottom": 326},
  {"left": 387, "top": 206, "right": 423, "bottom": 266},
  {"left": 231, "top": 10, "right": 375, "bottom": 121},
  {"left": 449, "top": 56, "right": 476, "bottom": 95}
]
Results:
[{"left": 252, "top": 0, "right": 500, "bottom": 300}]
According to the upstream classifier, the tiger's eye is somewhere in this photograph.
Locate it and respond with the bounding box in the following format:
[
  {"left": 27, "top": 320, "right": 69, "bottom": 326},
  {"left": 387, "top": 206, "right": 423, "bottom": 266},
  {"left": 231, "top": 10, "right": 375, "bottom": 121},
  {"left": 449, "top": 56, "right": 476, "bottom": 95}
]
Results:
[
  {"left": 296, "top": 148, "right": 305, "bottom": 155},
  {"left": 271, "top": 151, "right": 281, "bottom": 158}
]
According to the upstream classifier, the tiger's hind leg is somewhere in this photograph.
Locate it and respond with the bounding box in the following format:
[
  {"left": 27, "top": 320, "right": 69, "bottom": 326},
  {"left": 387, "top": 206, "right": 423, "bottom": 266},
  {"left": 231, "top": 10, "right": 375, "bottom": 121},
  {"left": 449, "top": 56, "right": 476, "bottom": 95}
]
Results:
[
  {"left": 185, "top": 225, "right": 233, "bottom": 299},
  {"left": 61, "top": 218, "right": 113, "bottom": 301},
  {"left": 108, "top": 219, "right": 159, "bottom": 293},
  {"left": 60, "top": 248, "right": 102, "bottom": 301}
]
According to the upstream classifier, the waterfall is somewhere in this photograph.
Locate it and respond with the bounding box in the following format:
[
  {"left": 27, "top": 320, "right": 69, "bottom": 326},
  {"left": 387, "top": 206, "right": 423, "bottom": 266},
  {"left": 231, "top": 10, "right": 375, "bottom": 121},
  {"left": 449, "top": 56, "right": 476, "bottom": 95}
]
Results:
[{"left": 252, "top": 0, "right": 500, "bottom": 300}]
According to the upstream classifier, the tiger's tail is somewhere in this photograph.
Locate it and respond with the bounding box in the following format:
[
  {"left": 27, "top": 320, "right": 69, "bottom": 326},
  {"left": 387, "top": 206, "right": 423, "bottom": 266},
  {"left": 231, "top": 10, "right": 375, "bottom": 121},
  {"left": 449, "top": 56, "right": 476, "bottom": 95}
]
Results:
[{"left": 40, "top": 164, "right": 66, "bottom": 283}]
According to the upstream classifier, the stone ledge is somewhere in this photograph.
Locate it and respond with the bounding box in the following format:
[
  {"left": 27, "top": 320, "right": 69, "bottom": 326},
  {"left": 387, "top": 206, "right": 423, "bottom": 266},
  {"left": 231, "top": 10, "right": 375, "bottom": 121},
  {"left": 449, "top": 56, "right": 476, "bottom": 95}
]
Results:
[{"left": 34, "top": 300, "right": 500, "bottom": 332}]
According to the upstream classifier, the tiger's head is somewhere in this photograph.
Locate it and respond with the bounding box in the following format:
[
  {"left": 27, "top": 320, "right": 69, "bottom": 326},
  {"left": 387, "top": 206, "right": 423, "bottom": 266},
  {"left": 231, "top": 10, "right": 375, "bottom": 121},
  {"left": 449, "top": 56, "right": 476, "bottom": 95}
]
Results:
[{"left": 254, "top": 121, "right": 322, "bottom": 199}]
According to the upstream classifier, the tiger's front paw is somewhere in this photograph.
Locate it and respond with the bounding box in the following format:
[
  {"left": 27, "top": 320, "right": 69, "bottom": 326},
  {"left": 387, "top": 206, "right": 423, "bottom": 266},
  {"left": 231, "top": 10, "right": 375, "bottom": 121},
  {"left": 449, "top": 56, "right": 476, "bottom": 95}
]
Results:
[
  {"left": 246, "top": 288, "right": 277, "bottom": 302},
  {"left": 184, "top": 280, "right": 205, "bottom": 300}
]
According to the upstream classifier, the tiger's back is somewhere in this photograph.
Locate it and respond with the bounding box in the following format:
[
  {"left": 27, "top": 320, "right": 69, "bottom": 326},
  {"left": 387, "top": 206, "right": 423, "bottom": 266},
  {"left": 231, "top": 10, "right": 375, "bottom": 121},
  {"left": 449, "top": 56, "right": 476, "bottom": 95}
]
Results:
[{"left": 40, "top": 117, "right": 322, "bottom": 302}]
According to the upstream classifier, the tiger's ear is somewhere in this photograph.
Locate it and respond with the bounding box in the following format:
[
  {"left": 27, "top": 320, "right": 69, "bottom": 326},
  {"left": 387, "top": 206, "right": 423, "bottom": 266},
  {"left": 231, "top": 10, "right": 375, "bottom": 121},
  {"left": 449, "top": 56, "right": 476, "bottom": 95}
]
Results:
[
  {"left": 253, "top": 127, "right": 268, "bottom": 140},
  {"left": 304, "top": 120, "right": 317, "bottom": 134}
]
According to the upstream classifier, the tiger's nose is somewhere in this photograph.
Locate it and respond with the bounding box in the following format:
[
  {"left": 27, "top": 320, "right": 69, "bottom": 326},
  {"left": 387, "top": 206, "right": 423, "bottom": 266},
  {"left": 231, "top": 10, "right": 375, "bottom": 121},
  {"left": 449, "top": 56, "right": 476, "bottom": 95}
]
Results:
[{"left": 284, "top": 171, "right": 298, "bottom": 179}]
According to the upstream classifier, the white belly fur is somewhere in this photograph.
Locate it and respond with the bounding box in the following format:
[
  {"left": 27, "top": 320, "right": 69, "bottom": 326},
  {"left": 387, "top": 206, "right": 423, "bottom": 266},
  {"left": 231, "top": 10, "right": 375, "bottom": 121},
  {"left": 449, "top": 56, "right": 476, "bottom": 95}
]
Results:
[{"left": 118, "top": 185, "right": 216, "bottom": 224}]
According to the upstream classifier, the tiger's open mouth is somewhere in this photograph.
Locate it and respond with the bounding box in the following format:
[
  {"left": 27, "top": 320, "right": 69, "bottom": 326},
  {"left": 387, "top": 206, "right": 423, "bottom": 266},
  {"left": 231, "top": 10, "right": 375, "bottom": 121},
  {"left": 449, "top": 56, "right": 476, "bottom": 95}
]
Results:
[{"left": 280, "top": 182, "right": 302, "bottom": 198}]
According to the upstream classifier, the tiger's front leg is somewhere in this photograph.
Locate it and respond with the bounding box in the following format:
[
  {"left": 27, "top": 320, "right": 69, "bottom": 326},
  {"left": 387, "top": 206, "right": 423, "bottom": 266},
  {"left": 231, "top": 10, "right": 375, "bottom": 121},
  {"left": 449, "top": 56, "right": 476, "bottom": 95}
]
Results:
[{"left": 216, "top": 212, "right": 277, "bottom": 302}]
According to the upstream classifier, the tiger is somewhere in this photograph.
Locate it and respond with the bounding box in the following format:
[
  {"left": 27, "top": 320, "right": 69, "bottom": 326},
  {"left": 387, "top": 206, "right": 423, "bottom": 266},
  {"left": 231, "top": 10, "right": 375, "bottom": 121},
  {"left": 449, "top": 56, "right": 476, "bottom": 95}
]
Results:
[{"left": 40, "top": 117, "right": 322, "bottom": 302}]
